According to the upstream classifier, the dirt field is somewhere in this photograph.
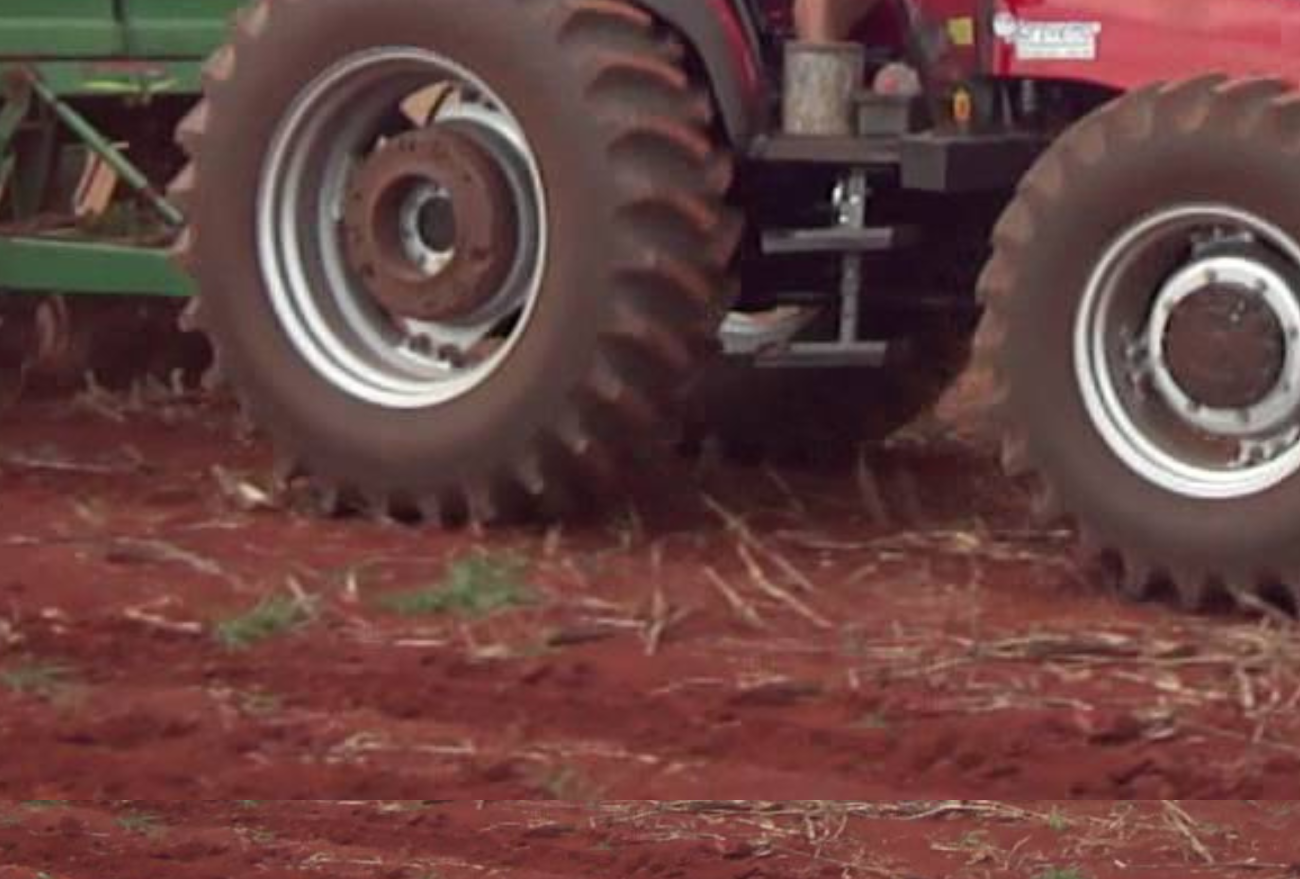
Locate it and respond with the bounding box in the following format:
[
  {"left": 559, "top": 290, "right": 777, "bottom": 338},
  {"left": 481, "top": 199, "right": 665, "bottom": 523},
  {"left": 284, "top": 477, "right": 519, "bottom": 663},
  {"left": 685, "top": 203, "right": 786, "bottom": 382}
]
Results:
[
  {"left": 3, "top": 392, "right": 1300, "bottom": 799},
  {"left": 2, "top": 800, "right": 1299, "bottom": 879}
]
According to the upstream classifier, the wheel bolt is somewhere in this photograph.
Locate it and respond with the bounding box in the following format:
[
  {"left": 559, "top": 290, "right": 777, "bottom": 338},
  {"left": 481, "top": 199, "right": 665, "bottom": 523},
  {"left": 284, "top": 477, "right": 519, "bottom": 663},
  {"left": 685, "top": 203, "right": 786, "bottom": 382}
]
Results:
[{"left": 438, "top": 344, "right": 469, "bottom": 368}]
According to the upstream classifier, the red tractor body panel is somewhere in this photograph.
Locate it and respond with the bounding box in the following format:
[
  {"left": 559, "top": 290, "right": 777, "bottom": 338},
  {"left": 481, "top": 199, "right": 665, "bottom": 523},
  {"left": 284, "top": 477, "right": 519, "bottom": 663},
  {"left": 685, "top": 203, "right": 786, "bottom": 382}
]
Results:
[{"left": 984, "top": 0, "right": 1300, "bottom": 90}]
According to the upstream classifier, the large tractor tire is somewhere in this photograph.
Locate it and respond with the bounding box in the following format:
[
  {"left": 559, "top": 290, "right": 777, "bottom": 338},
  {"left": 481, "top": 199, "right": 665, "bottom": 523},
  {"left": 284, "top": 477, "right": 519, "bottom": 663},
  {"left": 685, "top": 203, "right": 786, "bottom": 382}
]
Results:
[
  {"left": 976, "top": 76, "right": 1300, "bottom": 612},
  {"left": 172, "top": 0, "right": 739, "bottom": 522}
]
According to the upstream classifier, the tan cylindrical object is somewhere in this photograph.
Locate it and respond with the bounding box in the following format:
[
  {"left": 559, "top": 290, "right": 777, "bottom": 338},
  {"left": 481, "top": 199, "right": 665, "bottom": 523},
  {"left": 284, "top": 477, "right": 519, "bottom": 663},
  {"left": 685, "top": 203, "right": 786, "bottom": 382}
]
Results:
[{"left": 782, "top": 40, "right": 865, "bottom": 136}]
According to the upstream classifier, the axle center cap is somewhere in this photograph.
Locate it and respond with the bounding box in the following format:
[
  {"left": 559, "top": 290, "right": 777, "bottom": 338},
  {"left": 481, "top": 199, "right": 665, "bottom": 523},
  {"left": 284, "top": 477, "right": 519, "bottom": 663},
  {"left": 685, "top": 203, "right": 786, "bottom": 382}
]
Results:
[
  {"left": 1163, "top": 284, "right": 1285, "bottom": 409},
  {"left": 343, "top": 127, "right": 518, "bottom": 322}
]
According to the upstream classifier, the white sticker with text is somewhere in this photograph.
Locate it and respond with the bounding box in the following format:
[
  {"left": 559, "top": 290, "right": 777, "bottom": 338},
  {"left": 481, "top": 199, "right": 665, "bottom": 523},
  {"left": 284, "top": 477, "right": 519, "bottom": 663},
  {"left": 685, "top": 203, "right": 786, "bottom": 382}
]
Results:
[{"left": 993, "top": 13, "right": 1102, "bottom": 62}]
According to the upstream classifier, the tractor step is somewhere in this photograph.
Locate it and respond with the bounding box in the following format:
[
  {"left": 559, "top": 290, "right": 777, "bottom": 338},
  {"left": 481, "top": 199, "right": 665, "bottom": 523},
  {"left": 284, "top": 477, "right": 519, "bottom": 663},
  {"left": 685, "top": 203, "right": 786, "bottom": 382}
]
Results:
[
  {"left": 761, "top": 225, "right": 915, "bottom": 256},
  {"left": 750, "top": 133, "right": 901, "bottom": 166},
  {"left": 755, "top": 341, "right": 891, "bottom": 369}
]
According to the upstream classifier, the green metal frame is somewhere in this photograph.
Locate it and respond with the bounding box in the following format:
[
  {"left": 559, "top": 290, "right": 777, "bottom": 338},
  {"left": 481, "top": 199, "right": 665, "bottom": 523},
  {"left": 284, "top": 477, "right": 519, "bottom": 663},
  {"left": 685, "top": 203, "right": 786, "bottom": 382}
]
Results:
[
  {"left": 0, "top": 0, "right": 244, "bottom": 299},
  {"left": 0, "top": 0, "right": 244, "bottom": 60},
  {"left": 30, "top": 59, "right": 204, "bottom": 100},
  {"left": 0, "top": 1, "right": 124, "bottom": 58},
  {"left": 0, "top": 236, "right": 192, "bottom": 297}
]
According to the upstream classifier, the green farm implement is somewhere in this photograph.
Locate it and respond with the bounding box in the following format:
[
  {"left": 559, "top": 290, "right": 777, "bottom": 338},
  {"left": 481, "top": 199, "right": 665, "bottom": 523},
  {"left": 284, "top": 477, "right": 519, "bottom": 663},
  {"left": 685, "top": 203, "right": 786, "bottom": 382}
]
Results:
[
  {"left": 0, "top": 1, "right": 241, "bottom": 294},
  {"left": 0, "top": 1, "right": 241, "bottom": 386}
]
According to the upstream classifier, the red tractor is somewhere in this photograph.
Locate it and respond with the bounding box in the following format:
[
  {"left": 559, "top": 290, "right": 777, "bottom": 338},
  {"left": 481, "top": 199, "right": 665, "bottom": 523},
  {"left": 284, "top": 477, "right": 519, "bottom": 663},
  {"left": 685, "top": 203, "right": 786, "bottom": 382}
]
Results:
[{"left": 166, "top": 0, "right": 1300, "bottom": 612}]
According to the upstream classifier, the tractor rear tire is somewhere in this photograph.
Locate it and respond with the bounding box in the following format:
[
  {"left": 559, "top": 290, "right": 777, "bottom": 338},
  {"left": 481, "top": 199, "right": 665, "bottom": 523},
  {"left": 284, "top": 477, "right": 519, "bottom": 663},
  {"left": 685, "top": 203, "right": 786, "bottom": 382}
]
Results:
[
  {"left": 172, "top": 0, "right": 739, "bottom": 522},
  {"left": 976, "top": 76, "right": 1300, "bottom": 613}
]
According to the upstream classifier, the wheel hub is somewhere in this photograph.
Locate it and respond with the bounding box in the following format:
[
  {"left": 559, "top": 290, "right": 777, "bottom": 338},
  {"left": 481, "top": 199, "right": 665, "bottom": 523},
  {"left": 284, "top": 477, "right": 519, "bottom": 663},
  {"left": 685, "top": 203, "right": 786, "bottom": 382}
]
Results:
[
  {"left": 1145, "top": 252, "right": 1300, "bottom": 438},
  {"left": 343, "top": 127, "right": 519, "bottom": 322},
  {"left": 1163, "top": 287, "right": 1284, "bottom": 407}
]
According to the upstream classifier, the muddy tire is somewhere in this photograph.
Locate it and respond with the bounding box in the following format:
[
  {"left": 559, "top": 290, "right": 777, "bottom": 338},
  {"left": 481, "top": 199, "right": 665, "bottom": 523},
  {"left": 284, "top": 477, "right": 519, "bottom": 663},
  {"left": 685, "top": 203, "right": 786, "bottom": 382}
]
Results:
[
  {"left": 977, "top": 76, "right": 1300, "bottom": 613},
  {"left": 171, "top": 0, "right": 739, "bottom": 522},
  {"left": 683, "top": 323, "right": 971, "bottom": 465}
]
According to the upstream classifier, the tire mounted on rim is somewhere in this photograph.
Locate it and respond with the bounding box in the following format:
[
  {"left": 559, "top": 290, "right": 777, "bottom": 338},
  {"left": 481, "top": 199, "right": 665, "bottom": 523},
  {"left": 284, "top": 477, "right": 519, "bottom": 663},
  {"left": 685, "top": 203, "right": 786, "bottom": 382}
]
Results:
[
  {"left": 977, "top": 76, "right": 1300, "bottom": 611},
  {"left": 171, "top": 0, "right": 739, "bottom": 522}
]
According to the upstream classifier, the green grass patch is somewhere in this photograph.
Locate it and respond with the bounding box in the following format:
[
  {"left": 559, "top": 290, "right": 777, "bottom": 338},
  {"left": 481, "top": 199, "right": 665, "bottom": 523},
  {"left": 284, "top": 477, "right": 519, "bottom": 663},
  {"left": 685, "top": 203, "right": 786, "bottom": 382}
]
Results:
[
  {"left": 116, "top": 811, "right": 163, "bottom": 835},
  {"left": 531, "top": 762, "right": 601, "bottom": 802},
  {"left": 1047, "top": 806, "right": 1071, "bottom": 833},
  {"left": 1039, "top": 868, "right": 1090, "bottom": 879},
  {"left": 1, "top": 662, "right": 76, "bottom": 700},
  {"left": 379, "top": 554, "right": 535, "bottom": 619},
  {"left": 21, "top": 800, "right": 70, "bottom": 810},
  {"left": 216, "top": 594, "right": 316, "bottom": 650}
]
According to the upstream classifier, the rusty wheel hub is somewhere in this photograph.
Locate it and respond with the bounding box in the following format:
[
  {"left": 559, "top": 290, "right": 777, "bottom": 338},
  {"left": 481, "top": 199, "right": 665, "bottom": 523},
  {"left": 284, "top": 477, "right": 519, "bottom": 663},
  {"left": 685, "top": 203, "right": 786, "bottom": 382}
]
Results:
[
  {"left": 1162, "top": 284, "right": 1286, "bottom": 410},
  {"left": 1141, "top": 243, "right": 1300, "bottom": 443},
  {"left": 343, "top": 127, "right": 519, "bottom": 323}
]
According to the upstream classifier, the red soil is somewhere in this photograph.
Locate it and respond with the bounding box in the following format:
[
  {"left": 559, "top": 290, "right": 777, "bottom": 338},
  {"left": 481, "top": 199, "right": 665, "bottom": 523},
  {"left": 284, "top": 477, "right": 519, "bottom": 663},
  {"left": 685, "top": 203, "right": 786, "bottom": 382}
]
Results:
[
  {"left": 2, "top": 398, "right": 1300, "bottom": 799},
  {"left": 1, "top": 800, "right": 1298, "bottom": 879}
]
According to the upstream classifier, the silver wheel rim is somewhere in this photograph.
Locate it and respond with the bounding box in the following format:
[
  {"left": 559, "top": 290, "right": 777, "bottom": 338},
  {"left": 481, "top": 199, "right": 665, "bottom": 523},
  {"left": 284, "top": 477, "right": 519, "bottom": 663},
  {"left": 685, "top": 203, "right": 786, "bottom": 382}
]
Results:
[
  {"left": 257, "top": 48, "right": 547, "bottom": 410},
  {"left": 1075, "top": 204, "right": 1300, "bottom": 500}
]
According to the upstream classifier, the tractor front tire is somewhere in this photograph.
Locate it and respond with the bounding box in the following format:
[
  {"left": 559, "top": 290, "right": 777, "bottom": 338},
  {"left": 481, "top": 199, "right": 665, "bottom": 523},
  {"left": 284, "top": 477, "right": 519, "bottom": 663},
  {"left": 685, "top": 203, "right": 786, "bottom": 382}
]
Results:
[
  {"left": 172, "top": 0, "right": 738, "bottom": 522},
  {"left": 977, "top": 76, "right": 1300, "bottom": 613}
]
